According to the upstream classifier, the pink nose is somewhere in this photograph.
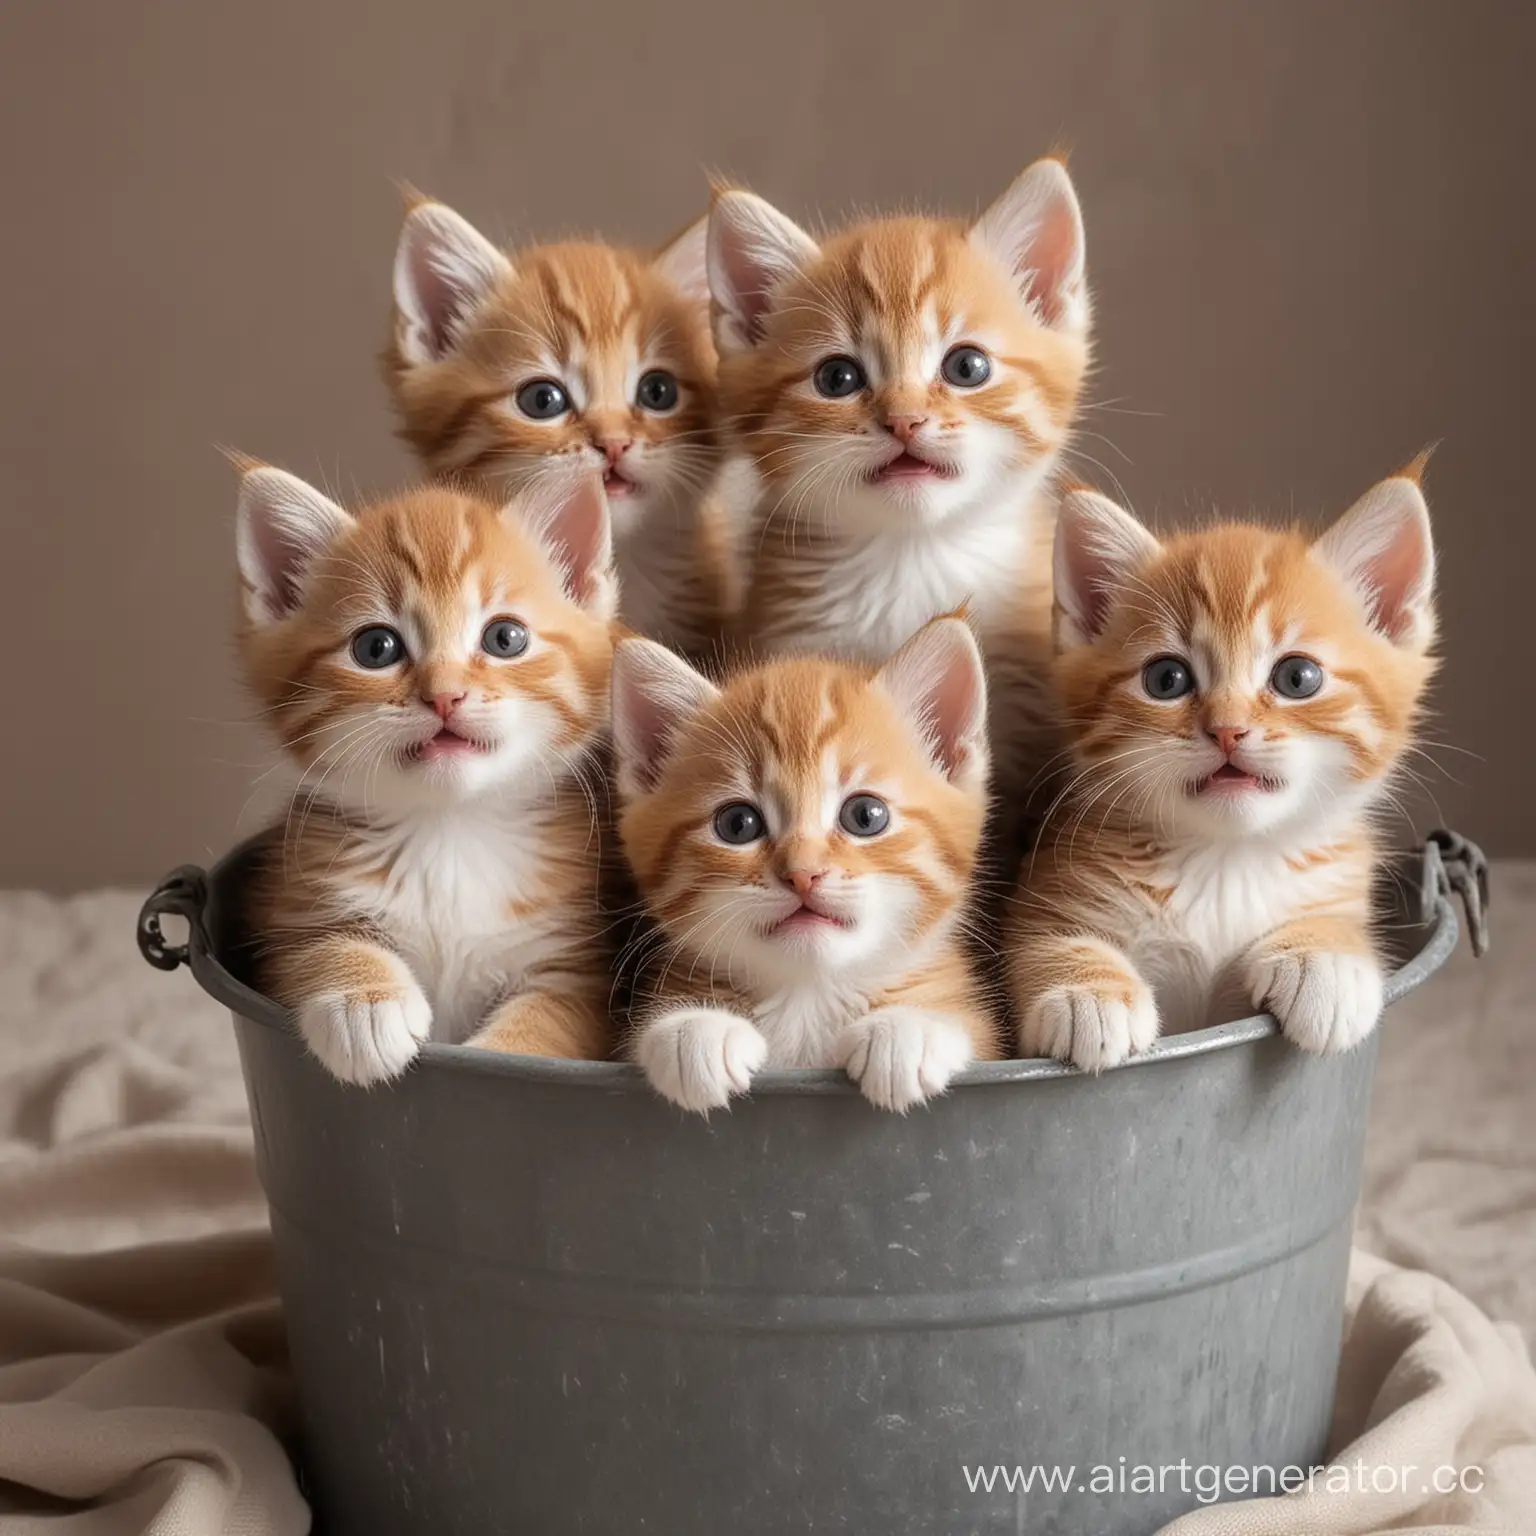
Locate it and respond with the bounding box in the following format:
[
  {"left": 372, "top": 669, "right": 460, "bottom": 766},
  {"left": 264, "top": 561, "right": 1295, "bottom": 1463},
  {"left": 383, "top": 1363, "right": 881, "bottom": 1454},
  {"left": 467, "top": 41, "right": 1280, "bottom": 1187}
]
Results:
[
  {"left": 428, "top": 691, "right": 466, "bottom": 722},
  {"left": 787, "top": 870, "right": 826, "bottom": 899},
  {"left": 1208, "top": 725, "right": 1249, "bottom": 757},
  {"left": 886, "top": 414, "right": 928, "bottom": 444},
  {"left": 602, "top": 439, "right": 631, "bottom": 467}
]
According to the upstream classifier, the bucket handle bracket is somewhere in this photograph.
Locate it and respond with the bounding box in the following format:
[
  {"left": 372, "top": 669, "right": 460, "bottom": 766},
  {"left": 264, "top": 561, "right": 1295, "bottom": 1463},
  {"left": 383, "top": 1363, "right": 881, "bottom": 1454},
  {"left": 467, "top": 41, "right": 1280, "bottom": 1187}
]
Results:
[
  {"left": 137, "top": 864, "right": 210, "bottom": 972},
  {"left": 1424, "top": 828, "right": 1490, "bottom": 959}
]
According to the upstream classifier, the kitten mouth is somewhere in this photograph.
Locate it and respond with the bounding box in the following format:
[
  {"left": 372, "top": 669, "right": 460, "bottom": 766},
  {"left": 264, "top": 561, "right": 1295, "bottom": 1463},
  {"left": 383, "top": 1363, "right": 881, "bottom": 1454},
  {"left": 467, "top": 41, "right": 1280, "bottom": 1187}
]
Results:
[
  {"left": 1194, "top": 763, "right": 1279, "bottom": 795},
  {"left": 773, "top": 905, "right": 853, "bottom": 936},
  {"left": 602, "top": 470, "right": 637, "bottom": 498},
  {"left": 870, "top": 451, "right": 954, "bottom": 483},
  {"left": 409, "top": 729, "right": 492, "bottom": 763}
]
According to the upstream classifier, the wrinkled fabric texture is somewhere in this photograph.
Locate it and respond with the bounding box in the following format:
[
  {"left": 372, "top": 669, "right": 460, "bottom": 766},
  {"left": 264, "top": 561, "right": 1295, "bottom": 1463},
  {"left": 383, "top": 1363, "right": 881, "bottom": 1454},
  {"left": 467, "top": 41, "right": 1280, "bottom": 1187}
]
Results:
[
  {"left": 1157, "top": 1254, "right": 1536, "bottom": 1534},
  {"left": 1356, "top": 863, "right": 1536, "bottom": 1337},
  {"left": 0, "top": 890, "right": 307, "bottom": 1535},
  {"left": 0, "top": 876, "right": 1530, "bottom": 1535}
]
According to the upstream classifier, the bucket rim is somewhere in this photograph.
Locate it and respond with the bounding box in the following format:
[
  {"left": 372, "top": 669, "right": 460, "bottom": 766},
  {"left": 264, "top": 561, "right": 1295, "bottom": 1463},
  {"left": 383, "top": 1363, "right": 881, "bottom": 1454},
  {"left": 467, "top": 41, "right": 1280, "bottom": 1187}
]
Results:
[{"left": 148, "top": 832, "right": 1473, "bottom": 1095}]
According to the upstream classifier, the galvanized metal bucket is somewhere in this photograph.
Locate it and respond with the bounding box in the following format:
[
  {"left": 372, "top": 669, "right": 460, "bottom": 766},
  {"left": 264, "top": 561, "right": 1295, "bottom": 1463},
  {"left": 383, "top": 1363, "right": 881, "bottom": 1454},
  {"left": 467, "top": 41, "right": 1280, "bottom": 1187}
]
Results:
[{"left": 139, "top": 831, "right": 1487, "bottom": 1536}]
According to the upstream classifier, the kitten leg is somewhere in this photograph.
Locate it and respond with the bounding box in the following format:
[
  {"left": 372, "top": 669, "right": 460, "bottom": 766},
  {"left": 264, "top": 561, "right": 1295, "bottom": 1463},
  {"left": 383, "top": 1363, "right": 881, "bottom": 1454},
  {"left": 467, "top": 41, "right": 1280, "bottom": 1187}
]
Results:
[
  {"left": 837, "top": 1007, "right": 975, "bottom": 1113},
  {"left": 1244, "top": 916, "right": 1383, "bottom": 1055},
  {"left": 466, "top": 988, "right": 610, "bottom": 1061},
  {"left": 1012, "top": 936, "right": 1159, "bottom": 1073},
  {"left": 633, "top": 1006, "right": 768, "bottom": 1114},
  {"left": 274, "top": 937, "right": 432, "bottom": 1087}
]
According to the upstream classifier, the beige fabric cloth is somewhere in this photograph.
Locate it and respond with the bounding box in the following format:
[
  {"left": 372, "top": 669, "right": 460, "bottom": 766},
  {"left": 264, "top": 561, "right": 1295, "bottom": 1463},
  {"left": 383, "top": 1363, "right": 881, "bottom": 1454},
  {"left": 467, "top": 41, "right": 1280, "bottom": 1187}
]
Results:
[
  {"left": 1357, "top": 862, "right": 1536, "bottom": 1337},
  {"left": 0, "top": 891, "right": 306, "bottom": 1534},
  {"left": 0, "top": 876, "right": 1531, "bottom": 1534},
  {"left": 1158, "top": 1254, "right": 1536, "bottom": 1534}
]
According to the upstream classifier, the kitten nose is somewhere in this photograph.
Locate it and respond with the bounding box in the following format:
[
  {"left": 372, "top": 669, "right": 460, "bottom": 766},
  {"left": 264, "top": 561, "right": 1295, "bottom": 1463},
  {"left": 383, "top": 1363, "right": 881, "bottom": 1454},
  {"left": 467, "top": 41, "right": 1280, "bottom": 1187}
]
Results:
[
  {"left": 427, "top": 690, "right": 467, "bottom": 722},
  {"left": 885, "top": 413, "right": 928, "bottom": 444},
  {"left": 786, "top": 869, "right": 826, "bottom": 899},
  {"left": 1208, "top": 725, "right": 1249, "bottom": 757},
  {"left": 601, "top": 438, "right": 632, "bottom": 467}
]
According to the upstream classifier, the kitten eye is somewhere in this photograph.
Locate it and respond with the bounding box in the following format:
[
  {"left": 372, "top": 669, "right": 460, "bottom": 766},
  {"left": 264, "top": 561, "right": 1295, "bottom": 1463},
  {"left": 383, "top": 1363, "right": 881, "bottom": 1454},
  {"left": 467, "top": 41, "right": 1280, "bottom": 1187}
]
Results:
[
  {"left": 1142, "top": 656, "right": 1194, "bottom": 700},
  {"left": 636, "top": 370, "right": 679, "bottom": 413},
  {"left": 813, "top": 355, "right": 866, "bottom": 399},
  {"left": 1270, "top": 654, "right": 1324, "bottom": 699},
  {"left": 350, "top": 625, "right": 406, "bottom": 670},
  {"left": 838, "top": 793, "right": 890, "bottom": 838},
  {"left": 481, "top": 619, "right": 530, "bottom": 659},
  {"left": 940, "top": 345, "right": 992, "bottom": 389},
  {"left": 713, "top": 802, "right": 765, "bottom": 845},
  {"left": 515, "top": 378, "right": 570, "bottom": 420}
]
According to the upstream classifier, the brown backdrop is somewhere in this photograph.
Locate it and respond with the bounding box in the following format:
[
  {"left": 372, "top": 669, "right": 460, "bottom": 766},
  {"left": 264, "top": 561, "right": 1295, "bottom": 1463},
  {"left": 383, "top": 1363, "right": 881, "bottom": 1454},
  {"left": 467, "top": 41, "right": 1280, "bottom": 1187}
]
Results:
[{"left": 1, "top": 0, "right": 1530, "bottom": 890}]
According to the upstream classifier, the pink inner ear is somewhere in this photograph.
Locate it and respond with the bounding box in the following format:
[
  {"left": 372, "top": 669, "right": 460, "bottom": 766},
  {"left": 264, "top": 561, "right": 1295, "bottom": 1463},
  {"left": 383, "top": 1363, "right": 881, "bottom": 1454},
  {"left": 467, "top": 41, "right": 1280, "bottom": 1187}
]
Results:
[
  {"left": 1059, "top": 535, "right": 1115, "bottom": 638},
  {"left": 246, "top": 513, "right": 304, "bottom": 612},
  {"left": 925, "top": 667, "right": 981, "bottom": 779},
  {"left": 1053, "top": 493, "right": 1160, "bottom": 644},
  {"left": 538, "top": 479, "right": 610, "bottom": 606},
  {"left": 716, "top": 239, "right": 776, "bottom": 343},
  {"left": 612, "top": 643, "right": 718, "bottom": 791},
  {"left": 880, "top": 620, "right": 987, "bottom": 781},
  {"left": 402, "top": 236, "right": 464, "bottom": 356},
  {"left": 1368, "top": 520, "right": 1431, "bottom": 641},
  {"left": 616, "top": 680, "right": 675, "bottom": 789},
  {"left": 238, "top": 471, "right": 353, "bottom": 621},
  {"left": 1016, "top": 192, "right": 1083, "bottom": 327},
  {"left": 396, "top": 207, "right": 510, "bottom": 362}
]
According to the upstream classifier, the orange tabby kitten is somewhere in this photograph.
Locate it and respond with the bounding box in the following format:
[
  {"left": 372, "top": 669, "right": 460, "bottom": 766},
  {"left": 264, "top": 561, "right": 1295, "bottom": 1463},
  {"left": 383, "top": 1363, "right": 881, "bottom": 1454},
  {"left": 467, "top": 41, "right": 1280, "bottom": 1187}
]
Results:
[
  {"left": 237, "top": 464, "right": 617, "bottom": 1084},
  {"left": 611, "top": 616, "right": 1000, "bottom": 1113},
  {"left": 1006, "top": 469, "right": 1437, "bottom": 1071},
  {"left": 385, "top": 196, "right": 735, "bottom": 657},
  {"left": 708, "top": 158, "right": 1092, "bottom": 847}
]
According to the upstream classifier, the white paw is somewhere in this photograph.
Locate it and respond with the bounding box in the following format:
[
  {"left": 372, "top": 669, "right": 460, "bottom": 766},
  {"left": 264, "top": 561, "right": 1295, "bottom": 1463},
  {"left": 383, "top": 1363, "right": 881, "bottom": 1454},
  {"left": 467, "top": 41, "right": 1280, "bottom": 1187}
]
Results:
[
  {"left": 837, "top": 1008, "right": 974, "bottom": 1113},
  {"left": 297, "top": 983, "right": 432, "bottom": 1087},
  {"left": 1022, "top": 984, "right": 1159, "bottom": 1074},
  {"left": 635, "top": 1008, "right": 768, "bottom": 1113},
  {"left": 1249, "top": 948, "right": 1383, "bottom": 1055}
]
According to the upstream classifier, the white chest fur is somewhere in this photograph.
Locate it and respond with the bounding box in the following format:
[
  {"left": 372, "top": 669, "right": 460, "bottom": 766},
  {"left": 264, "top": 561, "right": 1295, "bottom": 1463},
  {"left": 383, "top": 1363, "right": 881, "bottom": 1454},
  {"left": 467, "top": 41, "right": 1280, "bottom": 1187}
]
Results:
[
  {"left": 751, "top": 979, "right": 872, "bottom": 1068},
  {"left": 760, "top": 505, "right": 1031, "bottom": 662},
  {"left": 336, "top": 803, "right": 571, "bottom": 1044},
  {"left": 1129, "top": 842, "right": 1361, "bottom": 1034}
]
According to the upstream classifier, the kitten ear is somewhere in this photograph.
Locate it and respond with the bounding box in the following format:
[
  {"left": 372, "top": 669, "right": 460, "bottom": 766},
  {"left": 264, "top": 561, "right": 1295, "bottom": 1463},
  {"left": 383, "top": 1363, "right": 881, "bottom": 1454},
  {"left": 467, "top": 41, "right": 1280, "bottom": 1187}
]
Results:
[
  {"left": 971, "top": 158, "right": 1088, "bottom": 333},
  {"left": 1313, "top": 468, "right": 1437, "bottom": 650},
  {"left": 235, "top": 465, "right": 354, "bottom": 626},
  {"left": 520, "top": 475, "right": 618, "bottom": 619},
  {"left": 876, "top": 616, "right": 990, "bottom": 786},
  {"left": 1054, "top": 489, "right": 1161, "bottom": 649},
  {"left": 652, "top": 211, "right": 711, "bottom": 305},
  {"left": 393, "top": 199, "right": 513, "bottom": 366},
  {"left": 610, "top": 638, "right": 721, "bottom": 797},
  {"left": 707, "top": 189, "right": 820, "bottom": 354}
]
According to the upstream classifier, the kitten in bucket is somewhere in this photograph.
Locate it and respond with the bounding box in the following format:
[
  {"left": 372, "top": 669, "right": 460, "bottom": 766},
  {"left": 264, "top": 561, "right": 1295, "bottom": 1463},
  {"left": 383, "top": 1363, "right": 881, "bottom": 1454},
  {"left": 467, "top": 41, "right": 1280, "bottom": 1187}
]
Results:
[
  {"left": 384, "top": 196, "right": 737, "bottom": 658},
  {"left": 1006, "top": 467, "right": 1438, "bottom": 1070},
  {"left": 235, "top": 463, "right": 617, "bottom": 1084},
  {"left": 611, "top": 616, "right": 1001, "bottom": 1113},
  {"left": 707, "top": 158, "right": 1092, "bottom": 844}
]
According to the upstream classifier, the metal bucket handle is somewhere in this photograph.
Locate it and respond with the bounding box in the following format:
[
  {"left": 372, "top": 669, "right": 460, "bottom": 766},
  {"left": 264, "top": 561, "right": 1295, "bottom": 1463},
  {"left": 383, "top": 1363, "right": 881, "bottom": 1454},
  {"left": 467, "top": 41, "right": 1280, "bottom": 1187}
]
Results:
[
  {"left": 1422, "top": 828, "right": 1490, "bottom": 958},
  {"left": 139, "top": 830, "right": 1491, "bottom": 977},
  {"left": 137, "top": 863, "right": 210, "bottom": 972}
]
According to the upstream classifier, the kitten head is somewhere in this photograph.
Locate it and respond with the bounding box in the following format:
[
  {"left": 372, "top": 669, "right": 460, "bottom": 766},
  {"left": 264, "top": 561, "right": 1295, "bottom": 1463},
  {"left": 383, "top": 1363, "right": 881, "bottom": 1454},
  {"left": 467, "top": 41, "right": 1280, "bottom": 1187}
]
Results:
[
  {"left": 1050, "top": 469, "right": 1438, "bottom": 843},
  {"left": 385, "top": 198, "right": 721, "bottom": 540},
  {"left": 707, "top": 159, "right": 1090, "bottom": 537},
  {"left": 611, "top": 617, "right": 989, "bottom": 986},
  {"left": 236, "top": 463, "right": 615, "bottom": 814}
]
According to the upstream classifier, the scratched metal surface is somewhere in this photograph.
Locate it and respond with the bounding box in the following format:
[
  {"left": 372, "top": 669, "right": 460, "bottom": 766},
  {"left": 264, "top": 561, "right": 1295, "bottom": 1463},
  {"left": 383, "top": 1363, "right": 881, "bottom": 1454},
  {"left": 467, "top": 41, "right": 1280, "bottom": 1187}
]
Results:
[{"left": 178, "top": 838, "right": 1467, "bottom": 1535}]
